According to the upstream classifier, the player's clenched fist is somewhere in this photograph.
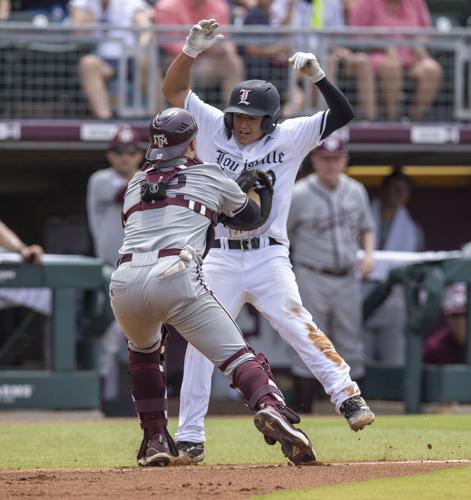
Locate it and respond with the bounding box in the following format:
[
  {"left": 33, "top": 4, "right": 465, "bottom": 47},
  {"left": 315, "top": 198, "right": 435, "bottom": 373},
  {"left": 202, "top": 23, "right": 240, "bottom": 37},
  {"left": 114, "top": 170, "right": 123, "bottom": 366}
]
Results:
[
  {"left": 288, "top": 52, "right": 326, "bottom": 83},
  {"left": 183, "top": 19, "right": 225, "bottom": 58}
]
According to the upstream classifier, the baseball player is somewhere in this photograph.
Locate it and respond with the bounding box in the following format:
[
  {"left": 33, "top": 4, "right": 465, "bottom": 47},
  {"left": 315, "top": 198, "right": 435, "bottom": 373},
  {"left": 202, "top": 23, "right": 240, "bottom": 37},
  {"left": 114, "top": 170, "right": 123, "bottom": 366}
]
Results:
[
  {"left": 110, "top": 106, "right": 316, "bottom": 467},
  {"left": 287, "top": 134, "right": 375, "bottom": 412},
  {"left": 162, "top": 19, "right": 375, "bottom": 465},
  {"left": 86, "top": 126, "right": 143, "bottom": 399},
  {"left": 87, "top": 126, "right": 143, "bottom": 267}
]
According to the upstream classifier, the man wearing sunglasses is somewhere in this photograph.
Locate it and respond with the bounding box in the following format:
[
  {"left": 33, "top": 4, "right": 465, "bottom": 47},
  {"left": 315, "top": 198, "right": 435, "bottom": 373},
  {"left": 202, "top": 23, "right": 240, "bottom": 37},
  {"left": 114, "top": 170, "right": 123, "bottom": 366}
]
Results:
[{"left": 86, "top": 125, "right": 144, "bottom": 403}]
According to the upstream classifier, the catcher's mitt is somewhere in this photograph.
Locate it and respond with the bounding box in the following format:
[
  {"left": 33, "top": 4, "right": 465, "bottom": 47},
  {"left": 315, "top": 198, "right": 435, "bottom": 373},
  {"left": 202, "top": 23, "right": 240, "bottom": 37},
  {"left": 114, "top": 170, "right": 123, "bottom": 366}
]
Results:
[
  {"left": 219, "top": 169, "right": 274, "bottom": 231},
  {"left": 235, "top": 169, "right": 274, "bottom": 195}
]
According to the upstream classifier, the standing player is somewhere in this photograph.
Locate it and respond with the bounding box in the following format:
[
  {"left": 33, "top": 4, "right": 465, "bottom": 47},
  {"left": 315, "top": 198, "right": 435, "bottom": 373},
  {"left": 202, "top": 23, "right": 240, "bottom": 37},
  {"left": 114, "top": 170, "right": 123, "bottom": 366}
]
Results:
[
  {"left": 163, "top": 19, "right": 375, "bottom": 465},
  {"left": 87, "top": 126, "right": 143, "bottom": 268},
  {"left": 287, "top": 134, "right": 375, "bottom": 412},
  {"left": 86, "top": 126, "right": 143, "bottom": 399},
  {"left": 110, "top": 106, "right": 316, "bottom": 467}
]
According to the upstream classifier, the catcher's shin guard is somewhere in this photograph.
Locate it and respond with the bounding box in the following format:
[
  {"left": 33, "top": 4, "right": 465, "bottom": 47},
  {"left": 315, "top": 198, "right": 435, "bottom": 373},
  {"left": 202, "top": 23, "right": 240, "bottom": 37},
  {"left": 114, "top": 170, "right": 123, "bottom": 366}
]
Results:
[
  {"left": 231, "top": 352, "right": 285, "bottom": 411},
  {"left": 129, "top": 330, "right": 178, "bottom": 465}
]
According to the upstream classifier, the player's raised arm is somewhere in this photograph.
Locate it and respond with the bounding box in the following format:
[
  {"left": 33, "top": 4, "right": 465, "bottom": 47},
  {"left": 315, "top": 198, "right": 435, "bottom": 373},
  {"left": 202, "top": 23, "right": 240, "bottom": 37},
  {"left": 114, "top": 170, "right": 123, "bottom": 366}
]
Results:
[
  {"left": 163, "top": 19, "right": 224, "bottom": 108},
  {"left": 288, "top": 52, "right": 354, "bottom": 139}
]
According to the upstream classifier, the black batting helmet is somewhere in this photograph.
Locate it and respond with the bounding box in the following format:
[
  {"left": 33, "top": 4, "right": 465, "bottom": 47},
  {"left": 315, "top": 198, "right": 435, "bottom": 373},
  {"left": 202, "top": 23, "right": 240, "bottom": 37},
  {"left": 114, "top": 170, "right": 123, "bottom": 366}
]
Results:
[
  {"left": 224, "top": 80, "right": 281, "bottom": 138},
  {"left": 145, "top": 107, "right": 198, "bottom": 161}
]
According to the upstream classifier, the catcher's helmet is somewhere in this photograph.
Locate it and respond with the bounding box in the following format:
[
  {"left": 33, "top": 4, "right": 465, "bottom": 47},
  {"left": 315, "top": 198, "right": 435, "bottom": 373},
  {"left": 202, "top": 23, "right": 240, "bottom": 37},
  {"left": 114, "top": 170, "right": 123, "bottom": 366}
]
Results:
[
  {"left": 224, "top": 80, "right": 281, "bottom": 138},
  {"left": 145, "top": 107, "right": 198, "bottom": 161}
]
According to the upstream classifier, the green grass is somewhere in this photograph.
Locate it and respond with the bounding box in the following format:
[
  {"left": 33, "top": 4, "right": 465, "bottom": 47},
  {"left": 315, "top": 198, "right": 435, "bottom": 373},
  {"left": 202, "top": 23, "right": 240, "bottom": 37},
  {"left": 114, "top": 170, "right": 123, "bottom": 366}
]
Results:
[
  {"left": 254, "top": 466, "right": 471, "bottom": 500},
  {"left": 0, "top": 414, "right": 470, "bottom": 468}
]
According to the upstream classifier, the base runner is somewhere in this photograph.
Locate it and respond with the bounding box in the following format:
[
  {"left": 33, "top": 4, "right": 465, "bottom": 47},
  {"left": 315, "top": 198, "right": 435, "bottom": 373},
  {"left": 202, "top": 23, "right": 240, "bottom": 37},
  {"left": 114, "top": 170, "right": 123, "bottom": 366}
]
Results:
[{"left": 162, "top": 19, "right": 375, "bottom": 465}]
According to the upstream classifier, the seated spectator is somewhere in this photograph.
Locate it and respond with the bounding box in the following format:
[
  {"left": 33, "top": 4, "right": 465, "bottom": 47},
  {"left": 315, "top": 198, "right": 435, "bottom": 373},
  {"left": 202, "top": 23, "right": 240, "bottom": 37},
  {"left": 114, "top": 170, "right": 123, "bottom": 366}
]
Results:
[
  {"left": 271, "top": 0, "right": 363, "bottom": 117},
  {"left": 154, "top": 0, "right": 244, "bottom": 106},
  {"left": 349, "top": 0, "right": 442, "bottom": 121},
  {"left": 240, "top": 0, "right": 295, "bottom": 113},
  {"left": 69, "top": 0, "right": 162, "bottom": 119},
  {"left": 365, "top": 166, "right": 425, "bottom": 366},
  {"left": 423, "top": 283, "right": 468, "bottom": 364},
  {"left": 0, "top": 219, "right": 43, "bottom": 264},
  {"left": 0, "top": 1, "right": 68, "bottom": 23}
]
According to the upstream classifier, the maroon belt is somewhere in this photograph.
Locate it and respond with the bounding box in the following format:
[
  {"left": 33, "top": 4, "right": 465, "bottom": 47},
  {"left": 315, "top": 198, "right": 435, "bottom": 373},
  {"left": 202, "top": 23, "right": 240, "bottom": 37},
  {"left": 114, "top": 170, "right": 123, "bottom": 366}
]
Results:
[{"left": 117, "top": 248, "right": 182, "bottom": 266}]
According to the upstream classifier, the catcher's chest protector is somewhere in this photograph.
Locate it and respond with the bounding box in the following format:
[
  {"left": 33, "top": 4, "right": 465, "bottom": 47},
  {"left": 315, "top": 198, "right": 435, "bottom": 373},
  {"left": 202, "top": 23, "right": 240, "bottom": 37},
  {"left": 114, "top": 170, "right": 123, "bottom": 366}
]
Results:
[{"left": 121, "top": 163, "right": 217, "bottom": 257}]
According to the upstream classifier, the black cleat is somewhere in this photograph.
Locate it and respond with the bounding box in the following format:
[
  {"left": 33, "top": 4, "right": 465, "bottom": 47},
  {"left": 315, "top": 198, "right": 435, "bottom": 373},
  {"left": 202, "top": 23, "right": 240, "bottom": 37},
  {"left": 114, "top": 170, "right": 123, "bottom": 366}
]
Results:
[
  {"left": 171, "top": 441, "right": 205, "bottom": 465},
  {"left": 254, "top": 405, "right": 316, "bottom": 465},
  {"left": 340, "top": 396, "right": 375, "bottom": 431},
  {"left": 138, "top": 433, "right": 172, "bottom": 467}
]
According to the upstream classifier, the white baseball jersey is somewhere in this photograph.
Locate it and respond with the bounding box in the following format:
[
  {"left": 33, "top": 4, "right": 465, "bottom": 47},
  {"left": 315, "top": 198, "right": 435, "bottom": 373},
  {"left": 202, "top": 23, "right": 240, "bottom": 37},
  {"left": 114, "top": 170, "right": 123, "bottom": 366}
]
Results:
[
  {"left": 185, "top": 91, "right": 327, "bottom": 246},
  {"left": 119, "top": 163, "right": 247, "bottom": 257}
]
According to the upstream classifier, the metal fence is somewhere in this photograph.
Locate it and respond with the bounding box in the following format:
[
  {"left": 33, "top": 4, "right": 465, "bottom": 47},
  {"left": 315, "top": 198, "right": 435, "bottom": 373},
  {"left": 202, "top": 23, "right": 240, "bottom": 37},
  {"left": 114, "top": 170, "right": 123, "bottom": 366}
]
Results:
[{"left": 0, "top": 23, "right": 470, "bottom": 121}]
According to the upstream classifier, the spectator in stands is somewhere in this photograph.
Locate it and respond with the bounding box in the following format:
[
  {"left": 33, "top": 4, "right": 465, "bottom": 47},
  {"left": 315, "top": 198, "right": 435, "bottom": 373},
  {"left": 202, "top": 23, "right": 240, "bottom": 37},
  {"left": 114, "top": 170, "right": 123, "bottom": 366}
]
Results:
[
  {"left": 154, "top": 0, "right": 244, "bottom": 105},
  {"left": 349, "top": 0, "right": 442, "bottom": 121},
  {"left": 287, "top": 133, "right": 375, "bottom": 412},
  {"left": 0, "top": 219, "right": 43, "bottom": 264},
  {"left": 0, "top": 1, "right": 68, "bottom": 22},
  {"left": 240, "top": 0, "right": 296, "bottom": 113},
  {"left": 365, "top": 166, "right": 425, "bottom": 366},
  {"left": 0, "top": 0, "right": 9, "bottom": 20},
  {"left": 86, "top": 126, "right": 143, "bottom": 400},
  {"left": 69, "top": 0, "right": 161, "bottom": 119},
  {"left": 270, "top": 0, "right": 376, "bottom": 119},
  {"left": 423, "top": 282, "right": 468, "bottom": 364}
]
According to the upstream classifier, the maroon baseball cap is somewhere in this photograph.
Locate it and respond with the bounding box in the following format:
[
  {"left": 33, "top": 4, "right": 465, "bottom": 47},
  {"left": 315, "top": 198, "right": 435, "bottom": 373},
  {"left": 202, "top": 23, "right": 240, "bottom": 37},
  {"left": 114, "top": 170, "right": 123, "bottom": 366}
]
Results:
[
  {"left": 108, "top": 126, "right": 142, "bottom": 153},
  {"left": 443, "top": 283, "right": 467, "bottom": 315},
  {"left": 313, "top": 135, "right": 347, "bottom": 156}
]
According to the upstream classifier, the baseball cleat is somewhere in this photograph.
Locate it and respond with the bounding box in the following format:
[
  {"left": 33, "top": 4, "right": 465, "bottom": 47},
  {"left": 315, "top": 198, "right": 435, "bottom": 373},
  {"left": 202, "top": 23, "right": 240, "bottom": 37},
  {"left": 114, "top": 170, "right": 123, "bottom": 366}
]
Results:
[
  {"left": 340, "top": 396, "right": 375, "bottom": 431},
  {"left": 254, "top": 405, "right": 317, "bottom": 465},
  {"left": 171, "top": 441, "right": 205, "bottom": 465},
  {"left": 137, "top": 433, "right": 172, "bottom": 467}
]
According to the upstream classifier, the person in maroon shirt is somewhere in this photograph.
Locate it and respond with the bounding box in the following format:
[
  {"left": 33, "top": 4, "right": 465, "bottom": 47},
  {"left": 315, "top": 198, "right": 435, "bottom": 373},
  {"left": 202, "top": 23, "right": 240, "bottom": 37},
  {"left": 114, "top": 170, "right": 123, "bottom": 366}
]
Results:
[{"left": 423, "top": 283, "right": 467, "bottom": 364}]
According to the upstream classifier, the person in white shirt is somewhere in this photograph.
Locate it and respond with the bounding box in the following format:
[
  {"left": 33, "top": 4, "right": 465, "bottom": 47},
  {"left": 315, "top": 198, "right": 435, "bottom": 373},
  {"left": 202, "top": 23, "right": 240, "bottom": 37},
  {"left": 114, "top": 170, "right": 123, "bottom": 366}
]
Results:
[{"left": 69, "top": 0, "right": 160, "bottom": 118}]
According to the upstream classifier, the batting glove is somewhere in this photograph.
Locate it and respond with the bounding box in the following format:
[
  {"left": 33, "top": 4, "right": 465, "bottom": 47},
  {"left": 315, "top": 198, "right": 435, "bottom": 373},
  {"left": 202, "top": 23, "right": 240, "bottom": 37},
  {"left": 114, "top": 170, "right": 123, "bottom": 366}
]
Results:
[
  {"left": 288, "top": 52, "right": 325, "bottom": 83},
  {"left": 183, "top": 19, "right": 224, "bottom": 58}
]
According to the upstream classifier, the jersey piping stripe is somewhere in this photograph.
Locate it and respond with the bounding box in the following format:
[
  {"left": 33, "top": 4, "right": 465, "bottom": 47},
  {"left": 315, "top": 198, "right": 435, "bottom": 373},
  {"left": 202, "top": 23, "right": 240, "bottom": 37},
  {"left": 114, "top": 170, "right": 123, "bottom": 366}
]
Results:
[{"left": 319, "top": 110, "right": 328, "bottom": 139}]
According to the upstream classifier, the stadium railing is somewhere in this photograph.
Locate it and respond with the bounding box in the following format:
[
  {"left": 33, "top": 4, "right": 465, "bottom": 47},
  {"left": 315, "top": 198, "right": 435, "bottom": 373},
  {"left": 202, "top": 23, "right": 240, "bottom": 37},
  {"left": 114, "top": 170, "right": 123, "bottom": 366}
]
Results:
[{"left": 0, "top": 24, "right": 470, "bottom": 121}]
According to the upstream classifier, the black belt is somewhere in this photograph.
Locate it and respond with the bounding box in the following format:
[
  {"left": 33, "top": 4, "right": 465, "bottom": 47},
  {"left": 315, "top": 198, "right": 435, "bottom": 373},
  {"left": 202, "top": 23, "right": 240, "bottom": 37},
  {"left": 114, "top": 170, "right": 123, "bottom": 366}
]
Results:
[
  {"left": 212, "top": 237, "right": 282, "bottom": 250},
  {"left": 299, "top": 262, "right": 352, "bottom": 277}
]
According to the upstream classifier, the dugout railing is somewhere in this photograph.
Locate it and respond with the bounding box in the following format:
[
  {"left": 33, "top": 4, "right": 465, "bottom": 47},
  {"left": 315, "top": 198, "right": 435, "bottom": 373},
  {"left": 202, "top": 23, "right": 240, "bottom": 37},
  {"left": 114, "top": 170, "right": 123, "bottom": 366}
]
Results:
[
  {"left": 364, "top": 257, "right": 471, "bottom": 413},
  {"left": 0, "top": 253, "right": 107, "bottom": 409},
  {"left": 0, "top": 24, "right": 470, "bottom": 122}
]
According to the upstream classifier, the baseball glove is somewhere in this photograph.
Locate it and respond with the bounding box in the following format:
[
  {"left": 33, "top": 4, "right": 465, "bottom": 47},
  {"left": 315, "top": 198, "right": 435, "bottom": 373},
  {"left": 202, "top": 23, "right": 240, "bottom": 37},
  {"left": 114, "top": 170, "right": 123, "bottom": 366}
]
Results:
[
  {"left": 219, "top": 169, "right": 274, "bottom": 231},
  {"left": 235, "top": 169, "right": 274, "bottom": 195}
]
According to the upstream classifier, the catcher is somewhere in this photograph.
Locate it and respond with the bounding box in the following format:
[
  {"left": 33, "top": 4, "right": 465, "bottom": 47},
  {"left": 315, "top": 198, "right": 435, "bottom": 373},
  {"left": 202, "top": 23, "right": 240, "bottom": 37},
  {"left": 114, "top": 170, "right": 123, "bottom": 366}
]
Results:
[{"left": 110, "top": 107, "right": 316, "bottom": 466}]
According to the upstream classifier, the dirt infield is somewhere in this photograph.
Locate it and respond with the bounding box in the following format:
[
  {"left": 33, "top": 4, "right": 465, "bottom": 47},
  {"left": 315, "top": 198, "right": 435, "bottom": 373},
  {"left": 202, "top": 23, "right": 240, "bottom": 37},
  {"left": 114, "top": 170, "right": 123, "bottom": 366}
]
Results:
[{"left": 1, "top": 461, "right": 468, "bottom": 498}]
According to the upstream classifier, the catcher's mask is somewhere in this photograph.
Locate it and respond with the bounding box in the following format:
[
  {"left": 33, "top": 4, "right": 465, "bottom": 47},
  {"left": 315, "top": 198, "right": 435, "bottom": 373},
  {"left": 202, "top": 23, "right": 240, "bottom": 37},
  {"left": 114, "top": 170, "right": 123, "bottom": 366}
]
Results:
[
  {"left": 146, "top": 107, "right": 198, "bottom": 161},
  {"left": 224, "top": 80, "right": 281, "bottom": 139}
]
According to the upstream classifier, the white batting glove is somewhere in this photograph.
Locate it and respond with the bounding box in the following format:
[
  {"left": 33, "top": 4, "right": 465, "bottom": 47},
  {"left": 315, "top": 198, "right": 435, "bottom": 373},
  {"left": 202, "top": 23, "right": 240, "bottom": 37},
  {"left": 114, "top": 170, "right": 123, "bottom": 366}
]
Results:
[
  {"left": 182, "top": 19, "right": 224, "bottom": 58},
  {"left": 288, "top": 52, "right": 325, "bottom": 83}
]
